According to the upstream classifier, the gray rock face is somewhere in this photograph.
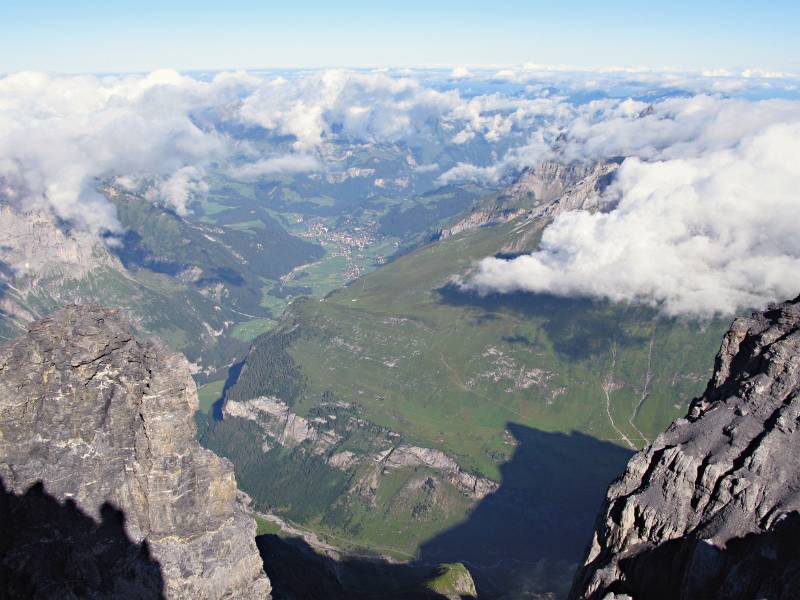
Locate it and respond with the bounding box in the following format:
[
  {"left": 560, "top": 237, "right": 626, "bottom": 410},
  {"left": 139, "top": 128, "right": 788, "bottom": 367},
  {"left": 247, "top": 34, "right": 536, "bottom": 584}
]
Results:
[
  {"left": 570, "top": 298, "right": 800, "bottom": 600},
  {"left": 0, "top": 305, "right": 271, "bottom": 599},
  {"left": 438, "top": 159, "right": 618, "bottom": 242},
  {"left": 505, "top": 160, "right": 618, "bottom": 216},
  {"left": 0, "top": 202, "right": 125, "bottom": 328}
]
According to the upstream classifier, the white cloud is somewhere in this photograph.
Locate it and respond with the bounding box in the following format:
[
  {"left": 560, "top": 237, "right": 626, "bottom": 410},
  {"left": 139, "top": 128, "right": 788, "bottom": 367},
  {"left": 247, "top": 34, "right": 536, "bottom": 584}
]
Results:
[
  {"left": 1, "top": 68, "right": 490, "bottom": 233},
  {"left": 437, "top": 134, "right": 553, "bottom": 185},
  {"left": 558, "top": 95, "right": 800, "bottom": 162},
  {"left": 228, "top": 154, "right": 320, "bottom": 180},
  {"left": 438, "top": 94, "right": 800, "bottom": 185},
  {"left": 492, "top": 69, "right": 517, "bottom": 81},
  {"left": 740, "top": 68, "right": 795, "bottom": 79},
  {"left": 478, "top": 64, "right": 800, "bottom": 94},
  {"left": 702, "top": 68, "right": 734, "bottom": 77},
  {"left": 0, "top": 69, "right": 247, "bottom": 231},
  {"left": 153, "top": 166, "right": 209, "bottom": 215},
  {"left": 2, "top": 61, "right": 799, "bottom": 282},
  {"left": 467, "top": 121, "right": 800, "bottom": 317},
  {"left": 237, "top": 69, "right": 460, "bottom": 149},
  {"left": 447, "top": 93, "right": 566, "bottom": 144},
  {"left": 412, "top": 162, "right": 440, "bottom": 173}
]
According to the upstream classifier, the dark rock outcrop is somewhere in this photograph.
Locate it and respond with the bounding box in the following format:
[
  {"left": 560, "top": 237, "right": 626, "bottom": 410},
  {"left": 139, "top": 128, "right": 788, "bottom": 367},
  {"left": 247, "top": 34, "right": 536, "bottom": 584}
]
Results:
[
  {"left": 0, "top": 478, "right": 166, "bottom": 599},
  {"left": 570, "top": 298, "right": 800, "bottom": 600},
  {"left": 0, "top": 305, "right": 271, "bottom": 599}
]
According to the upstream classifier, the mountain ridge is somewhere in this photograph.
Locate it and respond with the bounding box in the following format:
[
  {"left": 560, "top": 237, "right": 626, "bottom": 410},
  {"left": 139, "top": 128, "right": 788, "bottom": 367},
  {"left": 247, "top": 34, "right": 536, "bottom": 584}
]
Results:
[
  {"left": 0, "top": 187, "right": 324, "bottom": 378},
  {"left": 438, "top": 159, "right": 619, "bottom": 243}
]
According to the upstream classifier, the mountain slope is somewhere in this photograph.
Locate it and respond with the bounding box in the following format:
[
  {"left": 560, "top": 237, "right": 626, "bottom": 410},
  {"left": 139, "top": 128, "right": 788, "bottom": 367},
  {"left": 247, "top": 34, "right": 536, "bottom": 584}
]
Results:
[
  {"left": 200, "top": 162, "right": 727, "bottom": 596},
  {"left": 0, "top": 200, "right": 242, "bottom": 374},
  {"left": 570, "top": 297, "right": 800, "bottom": 600},
  {"left": 0, "top": 188, "right": 324, "bottom": 378},
  {"left": 0, "top": 305, "right": 270, "bottom": 599}
]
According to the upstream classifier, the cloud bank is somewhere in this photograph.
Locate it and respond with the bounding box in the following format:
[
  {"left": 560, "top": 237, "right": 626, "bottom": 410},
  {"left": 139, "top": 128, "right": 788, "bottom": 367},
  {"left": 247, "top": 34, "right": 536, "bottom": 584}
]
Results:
[
  {"left": 238, "top": 69, "right": 460, "bottom": 148},
  {"left": 0, "top": 70, "right": 251, "bottom": 231},
  {"left": 227, "top": 154, "right": 320, "bottom": 180},
  {"left": 468, "top": 118, "right": 800, "bottom": 317},
  {"left": 0, "top": 67, "right": 552, "bottom": 232},
  {"left": 2, "top": 66, "right": 800, "bottom": 317}
]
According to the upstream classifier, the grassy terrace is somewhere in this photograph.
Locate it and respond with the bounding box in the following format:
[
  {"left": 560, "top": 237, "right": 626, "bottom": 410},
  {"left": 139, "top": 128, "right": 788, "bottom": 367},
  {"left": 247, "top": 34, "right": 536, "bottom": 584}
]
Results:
[
  {"left": 279, "top": 220, "right": 725, "bottom": 480},
  {"left": 201, "top": 214, "right": 728, "bottom": 597}
]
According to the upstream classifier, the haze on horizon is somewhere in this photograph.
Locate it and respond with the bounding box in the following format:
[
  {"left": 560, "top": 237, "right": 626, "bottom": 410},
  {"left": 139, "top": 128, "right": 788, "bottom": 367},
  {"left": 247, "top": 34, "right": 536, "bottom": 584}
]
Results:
[{"left": 1, "top": 0, "right": 798, "bottom": 74}]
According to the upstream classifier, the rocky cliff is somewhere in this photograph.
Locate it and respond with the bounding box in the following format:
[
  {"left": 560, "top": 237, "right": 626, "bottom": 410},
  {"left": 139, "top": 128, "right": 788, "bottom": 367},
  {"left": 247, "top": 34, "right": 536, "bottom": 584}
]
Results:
[
  {"left": 504, "top": 160, "right": 618, "bottom": 218},
  {"left": 0, "top": 305, "right": 271, "bottom": 599},
  {"left": 438, "top": 159, "right": 618, "bottom": 241},
  {"left": 570, "top": 298, "right": 800, "bottom": 600},
  {"left": 223, "top": 395, "right": 497, "bottom": 501},
  {"left": 0, "top": 202, "right": 125, "bottom": 329}
]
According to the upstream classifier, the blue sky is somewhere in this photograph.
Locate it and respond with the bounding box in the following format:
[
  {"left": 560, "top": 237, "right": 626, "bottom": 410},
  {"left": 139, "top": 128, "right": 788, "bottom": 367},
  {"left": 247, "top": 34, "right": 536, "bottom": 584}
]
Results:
[{"left": 1, "top": 0, "right": 798, "bottom": 73}]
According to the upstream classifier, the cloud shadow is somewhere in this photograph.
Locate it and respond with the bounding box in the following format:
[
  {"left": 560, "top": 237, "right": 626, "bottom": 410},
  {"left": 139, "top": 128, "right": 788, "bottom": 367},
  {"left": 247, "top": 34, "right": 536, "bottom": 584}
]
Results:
[{"left": 435, "top": 284, "right": 653, "bottom": 361}]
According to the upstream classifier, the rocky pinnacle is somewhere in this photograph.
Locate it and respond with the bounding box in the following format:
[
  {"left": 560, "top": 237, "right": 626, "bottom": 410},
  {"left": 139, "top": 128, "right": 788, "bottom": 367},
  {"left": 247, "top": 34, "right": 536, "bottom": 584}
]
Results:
[
  {"left": 0, "top": 305, "right": 271, "bottom": 599},
  {"left": 570, "top": 297, "right": 800, "bottom": 600}
]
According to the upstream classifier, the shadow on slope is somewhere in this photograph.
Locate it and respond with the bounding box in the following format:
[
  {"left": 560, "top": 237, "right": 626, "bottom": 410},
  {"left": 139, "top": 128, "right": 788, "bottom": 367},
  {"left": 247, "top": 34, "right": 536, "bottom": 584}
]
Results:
[
  {"left": 258, "top": 534, "right": 462, "bottom": 600},
  {"left": 258, "top": 423, "right": 632, "bottom": 599},
  {"left": 211, "top": 359, "right": 246, "bottom": 421},
  {"left": 0, "top": 477, "right": 165, "bottom": 600},
  {"left": 435, "top": 284, "right": 652, "bottom": 361},
  {"left": 419, "top": 423, "right": 633, "bottom": 596}
]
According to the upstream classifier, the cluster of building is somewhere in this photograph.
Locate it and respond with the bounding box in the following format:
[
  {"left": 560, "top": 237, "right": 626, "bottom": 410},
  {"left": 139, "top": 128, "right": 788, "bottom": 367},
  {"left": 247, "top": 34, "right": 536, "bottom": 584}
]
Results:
[{"left": 296, "top": 218, "right": 385, "bottom": 281}]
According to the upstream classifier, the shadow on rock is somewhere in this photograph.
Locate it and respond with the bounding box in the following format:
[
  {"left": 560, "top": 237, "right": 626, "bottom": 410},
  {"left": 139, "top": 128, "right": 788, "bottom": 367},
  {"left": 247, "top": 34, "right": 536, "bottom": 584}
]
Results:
[
  {"left": 0, "top": 476, "right": 165, "bottom": 600},
  {"left": 579, "top": 512, "right": 800, "bottom": 600}
]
